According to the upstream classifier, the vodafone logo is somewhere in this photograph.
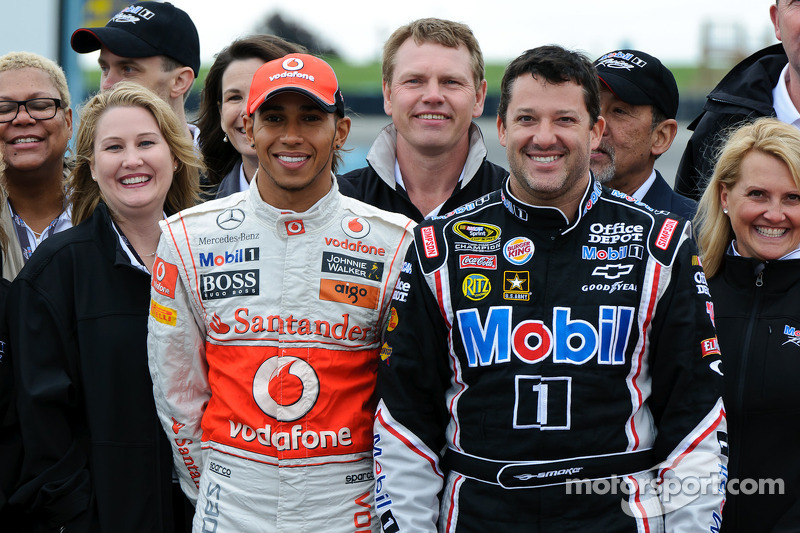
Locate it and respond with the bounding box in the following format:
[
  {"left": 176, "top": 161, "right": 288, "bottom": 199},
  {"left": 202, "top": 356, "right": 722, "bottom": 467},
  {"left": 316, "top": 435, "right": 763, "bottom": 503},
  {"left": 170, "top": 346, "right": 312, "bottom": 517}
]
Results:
[
  {"left": 156, "top": 260, "right": 166, "bottom": 280},
  {"left": 253, "top": 357, "right": 319, "bottom": 421},
  {"left": 341, "top": 216, "right": 370, "bottom": 239},
  {"left": 286, "top": 220, "right": 305, "bottom": 235},
  {"left": 283, "top": 57, "right": 304, "bottom": 71}
]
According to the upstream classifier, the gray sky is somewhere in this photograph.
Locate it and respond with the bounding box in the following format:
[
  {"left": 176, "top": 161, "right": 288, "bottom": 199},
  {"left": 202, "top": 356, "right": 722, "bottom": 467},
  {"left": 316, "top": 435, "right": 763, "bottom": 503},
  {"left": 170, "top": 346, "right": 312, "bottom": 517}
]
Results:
[{"left": 166, "top": 0, "right": 777, "bottom": 66}]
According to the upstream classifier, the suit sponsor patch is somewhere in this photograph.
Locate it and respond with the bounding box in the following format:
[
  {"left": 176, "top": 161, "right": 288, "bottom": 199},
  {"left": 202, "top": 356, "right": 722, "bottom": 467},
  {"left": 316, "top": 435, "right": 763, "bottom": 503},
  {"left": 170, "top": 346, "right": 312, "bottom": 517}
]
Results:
[
  {"left": 150, "top": 299, "right": 177, "bottom": 326},
  {"left": 319, "top": 279, "right": 379, "bottom": 309},
  {"left": 655, "top": 219, "right": 678, "bottom": 250},
  {"left": 152, "top": 257, "right": 179, "bottom": 299},
  {"left": 322, "top": 251, "right": 384, "bottom": 281}
]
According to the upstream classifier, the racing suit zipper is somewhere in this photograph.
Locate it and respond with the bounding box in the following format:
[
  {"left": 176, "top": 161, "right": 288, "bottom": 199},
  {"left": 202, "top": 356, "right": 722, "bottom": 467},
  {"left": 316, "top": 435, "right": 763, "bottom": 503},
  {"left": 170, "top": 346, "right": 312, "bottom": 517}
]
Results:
[{"left": 729, "top": 262, "right": 765, "bottom": 518}]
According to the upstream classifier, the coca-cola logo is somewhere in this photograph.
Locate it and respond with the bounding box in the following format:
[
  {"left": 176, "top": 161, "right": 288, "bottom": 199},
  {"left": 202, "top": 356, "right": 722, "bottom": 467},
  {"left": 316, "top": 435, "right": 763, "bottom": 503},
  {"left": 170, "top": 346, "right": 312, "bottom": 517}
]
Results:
[{"left": 459, "top": 254, "right": 497, "bottom": 270}]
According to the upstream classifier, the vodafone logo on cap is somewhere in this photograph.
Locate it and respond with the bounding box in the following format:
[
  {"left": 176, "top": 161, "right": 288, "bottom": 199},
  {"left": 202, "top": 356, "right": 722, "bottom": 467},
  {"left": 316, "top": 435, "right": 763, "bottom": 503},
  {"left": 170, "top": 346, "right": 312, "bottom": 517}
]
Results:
[
  {"left": 283, "top": 57, "right": 304, "bottom": 71},
  {"left": 341, "top": 217, "right": 370, "bottom": 239}
]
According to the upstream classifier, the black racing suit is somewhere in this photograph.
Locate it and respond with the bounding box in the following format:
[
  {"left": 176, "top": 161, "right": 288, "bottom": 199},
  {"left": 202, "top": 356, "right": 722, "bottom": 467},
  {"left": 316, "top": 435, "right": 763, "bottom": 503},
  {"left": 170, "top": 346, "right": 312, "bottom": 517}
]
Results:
[{"left": 375, "top": 178, "right": 728, "bottom": 532}]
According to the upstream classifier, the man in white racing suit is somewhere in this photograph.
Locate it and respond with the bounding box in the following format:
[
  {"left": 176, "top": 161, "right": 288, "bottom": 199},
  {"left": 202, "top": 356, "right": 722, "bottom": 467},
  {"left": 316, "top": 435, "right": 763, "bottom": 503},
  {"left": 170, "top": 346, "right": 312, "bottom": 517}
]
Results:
[{"left": 148, "top": 53, "right": 414, "bottom": 532}]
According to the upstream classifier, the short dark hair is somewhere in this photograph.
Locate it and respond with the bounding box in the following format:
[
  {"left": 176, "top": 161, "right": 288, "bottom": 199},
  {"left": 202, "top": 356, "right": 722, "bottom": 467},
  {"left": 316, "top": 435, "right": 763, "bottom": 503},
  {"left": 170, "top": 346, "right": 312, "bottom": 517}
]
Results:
[
  {"left": 197, "top": 35, "right": 305, "bottom": 187},
  {"left": 498, "top": 45, "right": 600, "bottom": 126}
]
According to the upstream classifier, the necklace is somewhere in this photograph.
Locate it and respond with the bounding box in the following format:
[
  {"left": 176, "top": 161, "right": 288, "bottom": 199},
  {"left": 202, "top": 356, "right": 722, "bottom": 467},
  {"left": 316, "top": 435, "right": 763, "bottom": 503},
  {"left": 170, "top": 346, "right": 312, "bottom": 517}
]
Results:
[{"left": 143, "top": 251, "right": 157, "bottom": 257}]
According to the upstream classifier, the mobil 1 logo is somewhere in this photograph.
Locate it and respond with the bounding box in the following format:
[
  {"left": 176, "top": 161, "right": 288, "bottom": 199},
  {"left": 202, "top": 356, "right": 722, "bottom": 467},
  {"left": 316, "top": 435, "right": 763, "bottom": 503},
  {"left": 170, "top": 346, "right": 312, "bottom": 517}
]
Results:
[{"left": 201, "top": 269, "right": 259, "bottom": 300}]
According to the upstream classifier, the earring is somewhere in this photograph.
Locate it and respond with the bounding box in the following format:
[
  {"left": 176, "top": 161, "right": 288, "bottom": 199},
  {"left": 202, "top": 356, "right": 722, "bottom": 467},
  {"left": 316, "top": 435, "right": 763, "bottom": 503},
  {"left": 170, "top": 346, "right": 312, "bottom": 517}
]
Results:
[
  {"left": 174, "top": 164, "right": 178, "bottom": 171},
  {"left": 723, "top": 208, "right": 728, "bottom": 214},
  {"left": 91, "top": 175, "right": 97, "bottom": 181},
  {"left": 335, "top": 144, "right": 340, "bottom": 149},
  {"left": 251, "top": 143, "right": 255, "bottom": 148},
  {"left": 223, "top": 133, "right": 229, "bottom": 143}
]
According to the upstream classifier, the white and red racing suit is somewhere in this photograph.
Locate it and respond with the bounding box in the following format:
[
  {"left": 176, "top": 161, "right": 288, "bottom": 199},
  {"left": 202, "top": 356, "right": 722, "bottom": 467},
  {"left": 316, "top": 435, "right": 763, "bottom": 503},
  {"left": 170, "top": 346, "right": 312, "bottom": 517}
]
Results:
[{"left": 147, "top": 177, "right": 414, "bottom": 532}]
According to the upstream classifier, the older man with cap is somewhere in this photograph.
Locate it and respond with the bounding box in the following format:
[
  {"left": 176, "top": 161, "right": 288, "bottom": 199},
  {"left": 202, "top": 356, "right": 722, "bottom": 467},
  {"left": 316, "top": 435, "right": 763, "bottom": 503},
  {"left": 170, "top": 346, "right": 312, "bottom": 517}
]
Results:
[
  {"left": 591, "top": 49, "right": 697, "bottom": 219},
  {"left": 71, "top": 1, "right": 200, "bottom": 141},
  {"left": 147, "top": 53, "right": 414, "bottom": 532}
]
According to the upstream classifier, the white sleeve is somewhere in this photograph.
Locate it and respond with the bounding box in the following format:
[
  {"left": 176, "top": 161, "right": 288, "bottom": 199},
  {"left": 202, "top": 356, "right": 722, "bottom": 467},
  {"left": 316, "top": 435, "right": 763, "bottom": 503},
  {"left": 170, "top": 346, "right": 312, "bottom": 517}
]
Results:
[{"left": 147, "top": 231, "right": 209, "bottom": 503}]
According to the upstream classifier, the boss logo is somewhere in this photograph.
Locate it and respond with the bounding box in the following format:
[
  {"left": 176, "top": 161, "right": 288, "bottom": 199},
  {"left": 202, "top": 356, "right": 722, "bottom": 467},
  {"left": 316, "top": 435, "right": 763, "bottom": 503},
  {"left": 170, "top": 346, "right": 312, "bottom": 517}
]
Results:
[{"left": 200, "top": 270, "right": 259, "bottom": 300}]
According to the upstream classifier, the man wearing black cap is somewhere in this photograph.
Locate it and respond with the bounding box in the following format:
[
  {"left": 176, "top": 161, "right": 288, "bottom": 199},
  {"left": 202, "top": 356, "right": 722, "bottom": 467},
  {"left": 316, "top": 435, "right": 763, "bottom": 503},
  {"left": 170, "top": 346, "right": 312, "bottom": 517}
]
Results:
[
  {"left": 71, "top": 1, "right": 200, "bottom": 141},
  {"left": 591, "top": 50, "right": 697, "bottom": 220}
]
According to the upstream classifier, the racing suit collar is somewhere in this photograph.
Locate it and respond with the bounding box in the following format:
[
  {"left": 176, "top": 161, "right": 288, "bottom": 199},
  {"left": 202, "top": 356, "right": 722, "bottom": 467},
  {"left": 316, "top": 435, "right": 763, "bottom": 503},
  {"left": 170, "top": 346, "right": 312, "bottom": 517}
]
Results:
[
  {"left": 246, "top": 171, "right": 342, "bottom": 236},
  {"left": 501, "top": 176, "right": 602, "bottom": 235}
]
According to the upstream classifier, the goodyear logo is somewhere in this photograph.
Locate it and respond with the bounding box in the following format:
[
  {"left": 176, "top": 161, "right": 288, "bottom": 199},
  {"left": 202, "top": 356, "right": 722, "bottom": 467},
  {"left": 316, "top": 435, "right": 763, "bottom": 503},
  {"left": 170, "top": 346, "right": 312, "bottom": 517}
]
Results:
[
  {"left": 150, "top": 300, "right": 177, "bottom": 326},
  {"left": 463, "top": 273, "right": 491, "bottom": 301},
  {"left": 453, "top": 221, "right": 501, "bottom": 243}
]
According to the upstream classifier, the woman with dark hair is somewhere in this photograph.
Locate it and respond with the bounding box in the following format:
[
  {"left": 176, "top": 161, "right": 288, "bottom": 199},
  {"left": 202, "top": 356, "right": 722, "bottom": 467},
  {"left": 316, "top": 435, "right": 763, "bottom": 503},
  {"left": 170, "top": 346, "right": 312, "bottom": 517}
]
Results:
[
  {"left": 7, "top": 82, "right": 201, "bottom": 531},
  {"left": 197, "top": 34, "right": 303, "bottom": 198}
]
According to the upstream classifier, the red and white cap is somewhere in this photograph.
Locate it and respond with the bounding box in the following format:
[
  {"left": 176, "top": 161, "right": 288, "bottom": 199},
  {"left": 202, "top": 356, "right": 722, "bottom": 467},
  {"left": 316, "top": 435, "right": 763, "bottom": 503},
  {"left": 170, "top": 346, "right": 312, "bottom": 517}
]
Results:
[{"left": 247, "top": 53, "right": 345, "bottom": 116}]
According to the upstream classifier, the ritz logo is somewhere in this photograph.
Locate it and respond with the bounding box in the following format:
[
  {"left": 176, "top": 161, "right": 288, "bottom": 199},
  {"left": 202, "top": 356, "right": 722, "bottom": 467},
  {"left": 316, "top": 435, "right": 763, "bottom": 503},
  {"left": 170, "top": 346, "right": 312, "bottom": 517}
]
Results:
[
  {"left": 253, "top": 357, "right": 320, "bottom": 421},
  {"left": 456, "top": 306, "right": 634, "bottom": 367},
  {"left": 462, "top": 273, "right": 491, "bottom": 301}
]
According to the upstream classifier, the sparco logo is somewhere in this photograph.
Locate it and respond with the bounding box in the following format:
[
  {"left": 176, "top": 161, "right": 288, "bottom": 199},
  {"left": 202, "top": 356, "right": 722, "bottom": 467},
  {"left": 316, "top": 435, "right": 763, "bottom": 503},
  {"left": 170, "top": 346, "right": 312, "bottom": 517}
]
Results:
[
  {"left": 201, "top": 269, "right": 259, "bottom": 300},
  {"left": 216, "top": 209, "right": 245, "bottom": 230},
  {"left": 459, "top": 254, "right": 497, "bottom": 270},
  {"left": 253, "top": 356, "right": 319, "bottom": 421}
]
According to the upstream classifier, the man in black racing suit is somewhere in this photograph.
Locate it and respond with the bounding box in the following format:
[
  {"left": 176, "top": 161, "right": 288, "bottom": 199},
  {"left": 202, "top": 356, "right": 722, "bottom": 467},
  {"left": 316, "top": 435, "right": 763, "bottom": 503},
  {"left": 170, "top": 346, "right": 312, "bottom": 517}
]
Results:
[{"left": 374, "top": 45, "right": 728, "bottom": 532}]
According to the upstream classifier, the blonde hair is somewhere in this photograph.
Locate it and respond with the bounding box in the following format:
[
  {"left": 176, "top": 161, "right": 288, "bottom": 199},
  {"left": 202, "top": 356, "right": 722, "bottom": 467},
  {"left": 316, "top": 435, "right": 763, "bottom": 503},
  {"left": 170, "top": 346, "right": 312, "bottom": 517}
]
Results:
[
  {"left": 70, "top": 82, "right": 202, "bottom": 225},
  {"left": 0, "top": 51, "right": 71, "bottom": 107},
  {"left": 695, "top": 117, "right": 800, "bottom": 277}
]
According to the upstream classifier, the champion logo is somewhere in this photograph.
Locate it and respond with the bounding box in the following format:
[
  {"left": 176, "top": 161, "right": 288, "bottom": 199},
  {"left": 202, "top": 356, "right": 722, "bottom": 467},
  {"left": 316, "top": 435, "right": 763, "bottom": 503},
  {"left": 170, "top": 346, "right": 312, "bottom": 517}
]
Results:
[{"left": 286, "top": 220, "right": 305, "bottom": 235}]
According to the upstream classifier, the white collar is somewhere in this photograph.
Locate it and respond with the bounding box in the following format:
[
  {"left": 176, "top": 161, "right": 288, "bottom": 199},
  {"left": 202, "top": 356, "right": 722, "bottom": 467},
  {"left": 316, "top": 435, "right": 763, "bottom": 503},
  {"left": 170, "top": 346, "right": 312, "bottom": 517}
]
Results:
[
  {"left": 631, "top": 169, "right": 657, "bottom": 203},
  {"left": 772, "top": 63, "right": 800, "bottom": 129}
]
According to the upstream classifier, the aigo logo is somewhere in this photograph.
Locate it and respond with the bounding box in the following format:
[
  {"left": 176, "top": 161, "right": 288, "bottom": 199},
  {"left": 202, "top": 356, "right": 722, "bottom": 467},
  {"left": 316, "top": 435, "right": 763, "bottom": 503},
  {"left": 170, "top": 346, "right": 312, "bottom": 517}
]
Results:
[
  {"left": 253, "top": 356, "right": 319, "bottom": 421},
  {"left": 342, "top": 216, "right": 370, "bottom": 239}
]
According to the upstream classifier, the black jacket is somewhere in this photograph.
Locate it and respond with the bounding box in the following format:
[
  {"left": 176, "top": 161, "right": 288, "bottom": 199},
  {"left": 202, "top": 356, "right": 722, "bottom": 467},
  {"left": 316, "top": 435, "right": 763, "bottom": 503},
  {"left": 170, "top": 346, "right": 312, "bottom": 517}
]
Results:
[
  {"left": 709, "top": 255, "right": 800, "bottom": 532},
  {"left": 337, "top": 123, "right": 507, "bottom": 222},
  {"left": 641, "top": 170, "right": 697, "bottom": 220},
  {"left": 6, "top": 203, "right": 178, "bottom": 532},
  {"left": 674, "top": 44, "right": 787, "bottom": 201}
]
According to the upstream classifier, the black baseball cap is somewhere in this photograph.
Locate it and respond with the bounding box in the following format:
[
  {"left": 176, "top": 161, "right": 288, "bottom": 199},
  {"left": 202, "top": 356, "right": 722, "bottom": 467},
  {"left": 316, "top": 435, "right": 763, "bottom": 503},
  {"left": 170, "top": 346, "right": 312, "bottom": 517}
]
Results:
[
  {"left": 71, "top": 2, "right": 200, "bottom": 77},
  {"left": 593, "top": 49, "right": 679, "bottom": 120}
]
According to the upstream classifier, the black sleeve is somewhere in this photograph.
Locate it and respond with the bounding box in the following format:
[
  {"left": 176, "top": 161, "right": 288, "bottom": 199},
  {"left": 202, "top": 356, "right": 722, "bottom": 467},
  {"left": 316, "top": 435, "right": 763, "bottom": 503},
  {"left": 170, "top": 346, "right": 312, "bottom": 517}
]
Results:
[{"left": 6, "top": 276, "right": 94, "bottom": 529}]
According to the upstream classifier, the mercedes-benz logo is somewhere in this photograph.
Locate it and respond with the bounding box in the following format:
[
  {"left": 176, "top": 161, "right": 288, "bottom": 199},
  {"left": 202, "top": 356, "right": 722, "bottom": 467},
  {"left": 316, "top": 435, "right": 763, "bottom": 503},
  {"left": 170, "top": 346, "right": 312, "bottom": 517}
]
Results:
[{"left": 216, "top": 209, "right": 245, "bottom": 230}]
